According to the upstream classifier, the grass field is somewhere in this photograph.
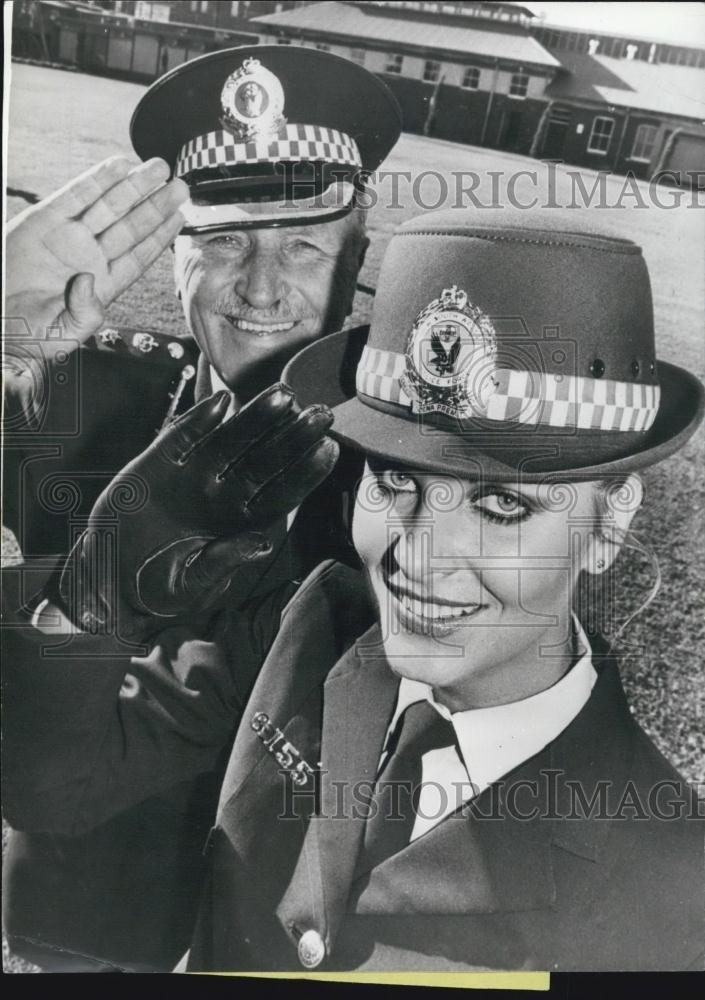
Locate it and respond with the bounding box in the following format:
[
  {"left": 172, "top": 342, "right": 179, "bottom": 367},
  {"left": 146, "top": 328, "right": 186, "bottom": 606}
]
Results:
[{"left": 3, "top": 61, "right": 705, "bottom": 970}]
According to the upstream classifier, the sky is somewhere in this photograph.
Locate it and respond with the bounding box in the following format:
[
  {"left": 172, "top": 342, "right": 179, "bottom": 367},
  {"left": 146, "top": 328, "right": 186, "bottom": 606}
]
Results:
[{"left": 529, "top": 2, "right": 705, "bottom": 48}]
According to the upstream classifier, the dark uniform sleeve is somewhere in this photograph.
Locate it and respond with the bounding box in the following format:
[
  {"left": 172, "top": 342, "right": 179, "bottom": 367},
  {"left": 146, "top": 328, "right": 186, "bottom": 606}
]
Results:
[
  {"left": 2, "top": 576, "right": 296, "bottom": 838},
  {"left": 3, "top": 325, "right": 197, "bottom": 560}
]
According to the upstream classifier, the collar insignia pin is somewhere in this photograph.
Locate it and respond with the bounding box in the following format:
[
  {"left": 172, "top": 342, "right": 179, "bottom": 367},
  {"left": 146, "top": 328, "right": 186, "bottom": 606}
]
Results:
[
  {"left": 132, "top": 332, "right": 158, "bottom": 353},
  {"left": 400, "top": 285, "right": 499, "bottom": 419}
]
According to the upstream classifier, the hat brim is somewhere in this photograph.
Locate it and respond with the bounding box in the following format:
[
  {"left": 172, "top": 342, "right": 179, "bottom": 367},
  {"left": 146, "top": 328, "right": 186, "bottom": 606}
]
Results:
[
  {"left": 180, "top": 181, "right": 356, "bottom": 233},
  {"left": 283, "top": 328, "right": 705, "bottom": 482}
]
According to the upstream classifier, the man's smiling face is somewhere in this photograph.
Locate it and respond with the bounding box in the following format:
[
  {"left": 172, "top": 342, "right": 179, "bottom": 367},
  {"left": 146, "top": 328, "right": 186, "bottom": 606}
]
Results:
[{"left": 173, "top": 212, "right": 366, "bottom": 400}]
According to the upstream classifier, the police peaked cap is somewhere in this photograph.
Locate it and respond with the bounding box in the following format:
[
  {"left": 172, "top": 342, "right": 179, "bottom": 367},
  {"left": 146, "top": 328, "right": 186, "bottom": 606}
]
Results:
[{"left": 130, "top": 45, "right": 402, "bottom": 232}]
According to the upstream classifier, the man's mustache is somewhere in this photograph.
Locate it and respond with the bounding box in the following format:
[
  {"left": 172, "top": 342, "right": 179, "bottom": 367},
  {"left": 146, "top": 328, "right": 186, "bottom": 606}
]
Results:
[{"left": 211, "top": 293, "right": 302, "bottom": 322}]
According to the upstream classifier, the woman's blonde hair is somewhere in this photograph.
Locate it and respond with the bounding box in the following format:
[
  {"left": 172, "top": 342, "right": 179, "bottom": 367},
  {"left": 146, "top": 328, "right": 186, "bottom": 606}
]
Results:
[{"left": 578, "top": 474, "right": 661, "bottom": 650}]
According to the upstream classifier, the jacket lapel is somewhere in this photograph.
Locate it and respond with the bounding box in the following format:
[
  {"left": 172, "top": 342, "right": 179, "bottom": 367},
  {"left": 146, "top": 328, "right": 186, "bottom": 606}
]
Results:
[
  {"left": 352, "top": 747, "right": 557, "bottom": 915},
  {"left": 353, "top": 654, "right": 636, "bottom": 917},
  {"left": 276, "top": 624, "right": 399, "bottom": 950},
  {"left": 216, "top": 562, "right": 375, "bottom": 815}
]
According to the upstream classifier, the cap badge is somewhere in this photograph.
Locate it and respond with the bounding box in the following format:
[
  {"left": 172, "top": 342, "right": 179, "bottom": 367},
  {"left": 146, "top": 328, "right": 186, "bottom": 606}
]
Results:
[
  {"left": 220, "top": 57, "right": 286, "bottom": 140},
  {"left": 400, "top": 286, "right": 499, "bottom": 418}
]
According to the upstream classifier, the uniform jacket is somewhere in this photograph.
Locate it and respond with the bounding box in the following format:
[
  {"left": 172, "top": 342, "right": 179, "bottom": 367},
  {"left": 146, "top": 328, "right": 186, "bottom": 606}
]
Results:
[
  {"left": 183, "top": 562, "right": 704, "bottom": 973},
  {"left": 3, "top": 561, "right": 703, "bottom": 972},
  {"left": 2, "top": 327, "right": 363, "bottom": 971}
]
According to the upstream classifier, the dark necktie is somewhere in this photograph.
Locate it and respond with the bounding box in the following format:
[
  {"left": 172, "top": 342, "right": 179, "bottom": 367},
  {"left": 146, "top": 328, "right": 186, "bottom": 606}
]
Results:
[{"left": 357, "top": 699, "right": 459, "bottom": 874}]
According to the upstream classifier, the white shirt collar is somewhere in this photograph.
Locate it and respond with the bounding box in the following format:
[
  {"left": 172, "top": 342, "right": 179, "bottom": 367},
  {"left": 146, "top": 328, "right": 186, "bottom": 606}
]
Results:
[{"left": 385, "top": 615, "right": 597, "bottom": 796}]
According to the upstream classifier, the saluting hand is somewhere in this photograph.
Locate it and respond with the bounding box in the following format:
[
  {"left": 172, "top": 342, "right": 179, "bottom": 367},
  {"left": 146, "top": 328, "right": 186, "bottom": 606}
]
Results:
[
  {"left": 57, "top": 384, "right": 339, "bottom": 641},
  {"left": 5, "top": 156, "right": 187, "bottom": 345}
]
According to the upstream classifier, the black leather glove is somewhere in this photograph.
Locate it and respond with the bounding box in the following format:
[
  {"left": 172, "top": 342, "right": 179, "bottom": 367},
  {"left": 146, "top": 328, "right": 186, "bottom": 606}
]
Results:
[{"left": 57, "top": 383, "right": 339, "bottom": 639}]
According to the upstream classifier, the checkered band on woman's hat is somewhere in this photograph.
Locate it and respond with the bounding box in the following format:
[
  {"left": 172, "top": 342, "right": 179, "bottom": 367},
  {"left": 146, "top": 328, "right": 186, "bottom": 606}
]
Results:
[{"left": 356, "top": 345, "right": 661, "bottom": 432}]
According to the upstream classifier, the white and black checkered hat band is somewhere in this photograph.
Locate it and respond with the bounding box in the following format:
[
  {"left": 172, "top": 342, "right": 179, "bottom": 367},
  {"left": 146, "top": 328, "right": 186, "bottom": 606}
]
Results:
[
  {"left": 357, "top": 345, "right": 660, "bottom": 432},
  {"left": 176, "top": 124, "right": 362, "bottom": 178}
]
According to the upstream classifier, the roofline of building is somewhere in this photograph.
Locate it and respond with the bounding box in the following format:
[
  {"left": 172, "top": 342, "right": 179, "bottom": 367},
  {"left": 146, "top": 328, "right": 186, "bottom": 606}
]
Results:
[
  {"left": 342, "top": 1, "right": 536, "bottom": 31},
  {"left": 535, "top": 18, "right": 705, "bottom": 54},
  {"left": 546, "top": 94, "right": 705, "bottom": 123},
  {"left": 353, "top": 1, "right": 539, "bottom": 19},
  {"left": 253, "top": 19, "right": 559, "bottom": 70}
]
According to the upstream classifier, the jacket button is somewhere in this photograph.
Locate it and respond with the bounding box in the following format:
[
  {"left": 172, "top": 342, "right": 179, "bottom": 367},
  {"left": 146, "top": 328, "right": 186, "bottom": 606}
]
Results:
[{"left": 297, "top": 929, "right": 326, "bottom": 969}]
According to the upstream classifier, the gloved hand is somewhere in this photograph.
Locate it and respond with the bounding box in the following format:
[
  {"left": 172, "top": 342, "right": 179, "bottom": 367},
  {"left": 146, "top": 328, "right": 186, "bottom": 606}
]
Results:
[{"left": 57, "top": 383, "right": 339, "bottom": 639}]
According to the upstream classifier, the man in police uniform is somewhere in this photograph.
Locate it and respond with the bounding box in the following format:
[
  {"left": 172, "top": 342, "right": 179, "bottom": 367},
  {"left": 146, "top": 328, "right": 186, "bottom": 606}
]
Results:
[
  {"left": 4, "top": 45, "right": 400, "bottom": 561},
  {"left": 2, "top": 45, "right": 401, "bottom": 972}
]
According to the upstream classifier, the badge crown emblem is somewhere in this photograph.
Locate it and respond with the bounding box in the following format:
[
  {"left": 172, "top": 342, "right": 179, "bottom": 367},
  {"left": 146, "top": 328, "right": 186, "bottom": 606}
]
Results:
[
  {"left": 241, "top": 57, "right": 260, "bottom": 76},
  {"left": 440, "top": 285, "right": 468, "bottom": 311}
]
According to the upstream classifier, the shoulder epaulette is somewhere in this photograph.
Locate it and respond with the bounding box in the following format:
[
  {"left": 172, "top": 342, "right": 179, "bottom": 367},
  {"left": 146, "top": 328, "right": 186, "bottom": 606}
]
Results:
[{"left": 92, "top": 326, "right": 199, "bottom": 366}]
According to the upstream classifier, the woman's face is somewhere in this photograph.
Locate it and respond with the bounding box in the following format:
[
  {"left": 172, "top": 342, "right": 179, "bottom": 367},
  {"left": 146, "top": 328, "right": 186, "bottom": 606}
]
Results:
[{"left": 353, "top": 460, "right": 603, "bottom": 710}]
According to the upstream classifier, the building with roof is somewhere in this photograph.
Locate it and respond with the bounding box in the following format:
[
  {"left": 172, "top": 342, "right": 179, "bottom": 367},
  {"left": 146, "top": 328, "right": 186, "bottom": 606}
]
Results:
[
  {"left": 253, "top": 1, "right": 705, "bottom": 180},
  {"left": 12, "top": 1, "right": 705, "bottom": 181},
  {"left": 537, "top": 51, "right": 705, "bottom": 179},
  {"left": 255, "top": 0, "right": 562, "bottom": 154},
  {"left": 10, "top": 0, "right": 260, "bottom": 75}
]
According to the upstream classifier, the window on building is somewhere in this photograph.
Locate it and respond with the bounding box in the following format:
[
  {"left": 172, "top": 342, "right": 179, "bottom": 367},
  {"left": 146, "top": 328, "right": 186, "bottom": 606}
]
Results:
[
  {"left": 230, "top": 1, "right": 239, "bottom": 15},
  {"left": 385, "top": 53, "right": 404, "bottom": 74},
  {"left": 509, "top": 72, "right": 529, "bottom": 98},
  {"left": 587, "top": 116, "right": 615, "bottom": 154},
  {"left": 630, "top": 123, "right": 658, "bottom": 161},
  {"left": 542, "top": 29, "right": 559, "bottom": 48},
  {"left": 461, "top": 66, "right": 480, "bottom": 89},
  {"left": 200, "top": 1, "right": 209, "bottom": 12},
  {"left": 190, "top": 1, "right": 198, "bottom": 10},
  {"left": 423, "top": 59, "right": 441, "bottom": 83},
  {"left": 349, "top": 47, "right": 366, "bottom": 66}
]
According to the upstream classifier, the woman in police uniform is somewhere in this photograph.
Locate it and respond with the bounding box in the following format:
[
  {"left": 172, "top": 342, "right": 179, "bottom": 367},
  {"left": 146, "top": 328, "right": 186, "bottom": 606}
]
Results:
[
  {"left": 4, "top": 209, "right": 703, "bottom": 973},
  {"left": 186, "top": 208, "right": 705, "bottom": 972}
]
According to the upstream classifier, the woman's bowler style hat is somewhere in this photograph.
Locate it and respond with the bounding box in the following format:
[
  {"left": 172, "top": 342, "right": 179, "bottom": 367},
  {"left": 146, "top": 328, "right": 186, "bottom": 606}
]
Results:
[{"left": 284, "top": 209, "right": 705, "bottom": 481}]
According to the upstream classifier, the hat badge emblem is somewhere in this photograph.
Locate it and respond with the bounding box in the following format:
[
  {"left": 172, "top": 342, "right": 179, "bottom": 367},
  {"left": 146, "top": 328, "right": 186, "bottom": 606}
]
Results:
[
  {"left": 220, "top": 57, "right": 286, "bottom": 141},
  {"left": 400, "top": 286, "right": 499, "bottom": 419}
]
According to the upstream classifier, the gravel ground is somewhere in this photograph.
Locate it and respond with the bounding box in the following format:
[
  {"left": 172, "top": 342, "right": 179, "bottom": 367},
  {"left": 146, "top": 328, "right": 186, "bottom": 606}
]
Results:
[{"left": 3, "top": 62, "right": 704, "bottom": 972}]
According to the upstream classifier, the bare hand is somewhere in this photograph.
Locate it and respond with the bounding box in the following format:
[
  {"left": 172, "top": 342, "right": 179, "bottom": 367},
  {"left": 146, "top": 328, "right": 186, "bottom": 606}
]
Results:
[{"left": 5, "top": 156, "right": 188, "bottom": 345}]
